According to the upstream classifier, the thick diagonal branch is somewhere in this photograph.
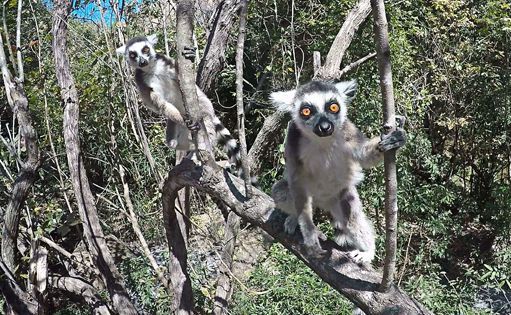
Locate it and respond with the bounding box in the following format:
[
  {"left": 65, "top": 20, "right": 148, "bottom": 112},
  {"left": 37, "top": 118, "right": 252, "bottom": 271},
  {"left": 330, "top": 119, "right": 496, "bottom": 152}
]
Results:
[
  {"left": 164, "top": 159, "right": 432, "bottom": 315},
  {"left": 317, "top": 0, "right": 371, "bottom": 79}
]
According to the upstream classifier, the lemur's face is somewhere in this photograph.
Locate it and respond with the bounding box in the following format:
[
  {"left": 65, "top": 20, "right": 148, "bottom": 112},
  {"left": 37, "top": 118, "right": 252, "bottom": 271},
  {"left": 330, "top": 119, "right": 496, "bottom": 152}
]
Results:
[
  {"left": 271, "top": 81, "right": 356, "bottom": 139},
  {"left": 116, "top": 34, "right": 158, "bottom": 69}
]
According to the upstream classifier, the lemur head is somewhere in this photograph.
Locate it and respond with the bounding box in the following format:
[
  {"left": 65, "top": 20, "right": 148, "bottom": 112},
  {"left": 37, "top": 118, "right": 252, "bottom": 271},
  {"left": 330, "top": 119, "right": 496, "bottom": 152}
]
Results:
[
  {"left": 271, "top": 80, "right": 357, "bottom": 138},
  {"left": 116, "top": 34, "right": 158, "bottom": 69}
]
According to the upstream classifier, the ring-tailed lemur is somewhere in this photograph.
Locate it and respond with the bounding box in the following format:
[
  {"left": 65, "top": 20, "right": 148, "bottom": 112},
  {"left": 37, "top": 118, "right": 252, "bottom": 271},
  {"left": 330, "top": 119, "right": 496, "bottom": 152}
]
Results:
[
  {"left": 116, "top": 34, "right": 242, "bottom": 171},
  {"left": 270, "top": 80, "right": 406, "bottom": 263}
]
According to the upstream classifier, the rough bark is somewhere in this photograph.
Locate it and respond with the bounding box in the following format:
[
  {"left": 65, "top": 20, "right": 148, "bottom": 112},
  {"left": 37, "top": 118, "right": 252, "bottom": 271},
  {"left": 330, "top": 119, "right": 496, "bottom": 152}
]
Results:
[
  {"left": 0, "top": 278, "right": 38, "bottom": 314},
  {"left": 370, "top": 0, "right": 399, "bottom": 292},
  {"left": 197, "top": 0, "right": 241, "bottom": 92},
  {"left": 213, "top": 211, "right": 240, "bottom": 315},
  {"left": 0, "top": 13, "right": 40, "bottom": 314},
  {"left": 248, "top": 110, "right": 287, "bottom": 176},
  {"left": 49, "top": 276, "right": 111, "bottom": 315},
  {"left": 164, "top": 159, "right": 433, "bottom": 314},
  {"left": 161, "top": 173, "right": 194, "bottom": 314},
  {"left": 317, "top": 0, "right": 372, "bottom": 80},
  {"left": 51, "top": 1, "right": 138, "bottom": 314}
]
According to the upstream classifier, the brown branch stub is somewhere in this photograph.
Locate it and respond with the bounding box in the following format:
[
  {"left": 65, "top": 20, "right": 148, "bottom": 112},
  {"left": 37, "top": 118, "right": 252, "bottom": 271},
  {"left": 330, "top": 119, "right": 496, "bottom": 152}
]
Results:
[
  {"left": 165, "top": 158, "right": 432, "bottom": 314},
  {"left": 51, "top": 1, "right": 137, "bottom": 313},
  {"left": 370, "top": 0, "right": 399, "bottom": 292}
]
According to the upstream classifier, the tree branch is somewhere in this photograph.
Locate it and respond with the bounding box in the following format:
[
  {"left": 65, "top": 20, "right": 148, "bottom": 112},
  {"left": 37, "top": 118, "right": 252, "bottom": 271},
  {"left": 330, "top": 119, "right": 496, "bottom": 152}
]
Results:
[
  {"left": 0, "top": 6, "right": 40, "bottom": 285},
  {"left": 336, "top": 51, "right": 377, "bottom": 78},
  {"left": 370, "top": 0, "right": 399, "bottom": 292},
  {"left": 317, "top": 0, "right": 372, "bottom": 80},
  {"left": 51, "top": 2, "right": 137, "bottom": 313},
  {"left": 161, "top": 170, "right": 194, "bottom": 314},
  {"left": 164, "top": 159, "right": 433, "bottom": 314},
  {"left": 197, "top": 0, "right": 241, "bottom": 92},
  {"left": 235, "top": 0, "right": 251, "bottom": 195},
  {"left": 49, "top": 276, "right": 111, "bottom": 315}
]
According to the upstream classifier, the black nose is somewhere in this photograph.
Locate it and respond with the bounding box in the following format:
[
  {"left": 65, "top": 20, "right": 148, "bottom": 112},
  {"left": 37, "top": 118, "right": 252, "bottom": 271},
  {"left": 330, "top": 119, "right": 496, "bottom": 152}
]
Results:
[
  {"left": 139, "top": 60, "right": 148, "bottom": 67},
  {"left": 319, "top": 121, "right": 332, "bottom": 133},
  {"left": 313, "top": 118, "right": 334, "bottom": 137}
]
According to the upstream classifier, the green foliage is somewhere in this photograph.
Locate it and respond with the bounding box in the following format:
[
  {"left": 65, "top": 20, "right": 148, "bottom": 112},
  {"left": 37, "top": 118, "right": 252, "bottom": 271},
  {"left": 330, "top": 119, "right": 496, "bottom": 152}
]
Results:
[
  {"left": 1, "top": 0, "right": 510, "bottom": 313},
  {"left": 231, "top": 243, "right": 352, "bottom": 315}
]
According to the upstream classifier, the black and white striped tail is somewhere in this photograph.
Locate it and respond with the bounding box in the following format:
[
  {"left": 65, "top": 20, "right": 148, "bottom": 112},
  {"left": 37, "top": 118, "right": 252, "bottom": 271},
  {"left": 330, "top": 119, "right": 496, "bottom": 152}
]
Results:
[{"left": 212, "top": 116, "right": 243, "bottom": 172}]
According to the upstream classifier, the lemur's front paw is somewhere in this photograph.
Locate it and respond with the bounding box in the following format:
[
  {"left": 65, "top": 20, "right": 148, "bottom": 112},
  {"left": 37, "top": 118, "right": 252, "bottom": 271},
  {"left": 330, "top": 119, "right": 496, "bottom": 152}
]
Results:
[
  {"left": 182, "top": 46, "right": 196, "bottom": 61},
  {"left": 378, "top": 128, "right": 406, "bottom": 152},
  {"left": 378, "top": 115, "right": 407, "bottom": 152},
  {"left": 185, "top": 119, "right": 200, "bottom": 132}
]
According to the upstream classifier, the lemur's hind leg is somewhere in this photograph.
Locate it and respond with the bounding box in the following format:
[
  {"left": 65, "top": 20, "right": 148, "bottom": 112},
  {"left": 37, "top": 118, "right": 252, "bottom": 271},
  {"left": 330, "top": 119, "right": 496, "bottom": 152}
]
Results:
[{"left": 330, "top": 187, "right": 375, "bottom": 264}]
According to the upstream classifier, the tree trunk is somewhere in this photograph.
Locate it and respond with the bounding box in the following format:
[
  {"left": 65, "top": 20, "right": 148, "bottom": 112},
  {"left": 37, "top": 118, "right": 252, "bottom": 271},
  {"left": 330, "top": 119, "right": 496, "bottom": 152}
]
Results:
[
  {"left": 197, "top": 0, "right": 241, "bottom": 92},
  {"left": 51, "top": 1, "right": 138, "bottom": 314}
]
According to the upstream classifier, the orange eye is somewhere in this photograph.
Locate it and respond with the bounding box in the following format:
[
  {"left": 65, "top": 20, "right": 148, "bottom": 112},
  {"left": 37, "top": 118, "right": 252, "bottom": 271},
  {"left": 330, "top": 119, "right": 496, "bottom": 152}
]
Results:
[
  {"left": 142, "top": 46, "right": 150, "bottom": 54},
  {"left": 300, "top": 107, "right": 311, "bottom": 117},
  {"left": 329, "top": 103, "right": 340, "bottom": 113}
]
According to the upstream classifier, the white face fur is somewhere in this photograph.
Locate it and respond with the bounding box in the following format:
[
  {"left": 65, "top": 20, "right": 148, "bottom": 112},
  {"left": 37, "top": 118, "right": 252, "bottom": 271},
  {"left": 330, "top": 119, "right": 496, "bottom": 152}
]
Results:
[
  {"left": 271, "top": 80, "right": 357, "bottom": 139},
  {"left": 116, "top": 34, "right": 158, "bottom": 69}
]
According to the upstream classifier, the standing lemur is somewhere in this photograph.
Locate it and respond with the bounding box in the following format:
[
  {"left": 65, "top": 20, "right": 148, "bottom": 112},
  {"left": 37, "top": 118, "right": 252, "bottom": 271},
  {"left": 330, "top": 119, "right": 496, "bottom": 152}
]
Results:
[
  {"left": 116, "top": 34, "right": 242, "bottom": 171},
  {"left": 271, "top": 80, "right": 406, "bottom": 263}
]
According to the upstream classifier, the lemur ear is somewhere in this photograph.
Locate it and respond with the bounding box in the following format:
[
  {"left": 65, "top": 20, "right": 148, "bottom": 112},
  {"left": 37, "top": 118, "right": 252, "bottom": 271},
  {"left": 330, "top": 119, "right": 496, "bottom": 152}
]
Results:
[
  {"left": 270, "top": 89, "right": 296, "bottom": 112},
  {"left": 147, "top": 34, "right": 158, "bottom": 45},
  {"left": 116, "top": 45, "right": 126, "bottom": 55},
  {"left": 335, "top": 80, "right": 357, "bottom": 102}
]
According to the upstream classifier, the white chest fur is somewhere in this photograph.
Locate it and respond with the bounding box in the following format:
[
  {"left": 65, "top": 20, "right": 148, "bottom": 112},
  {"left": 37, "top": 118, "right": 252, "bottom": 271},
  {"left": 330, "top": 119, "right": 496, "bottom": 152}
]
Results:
[
  {"left": 298, "top": 133, "right": 363, "bottom": 202},
  {"left": 142, "top": 60, "right": 184, "bottom": 112}
]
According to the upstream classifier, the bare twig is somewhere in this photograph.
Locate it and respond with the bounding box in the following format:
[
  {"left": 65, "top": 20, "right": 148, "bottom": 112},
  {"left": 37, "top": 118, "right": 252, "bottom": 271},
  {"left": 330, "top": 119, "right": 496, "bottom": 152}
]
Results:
[
  {"left": 370, "top": 0, "right": 399, "bottom": 292},
  {"left": 2, "top": 2, "right": 17, "bottom": 75},
  {"left": 235, "top": 0, "right": 251, "bottom": 196},
  {"left": 15, "top": 0, "right": 24, "bottom": 81},
  {"left": 118, "top": 165, "right": 172, "bottom": 293},
  {"left": 336, "top": 51, "right": 377, "bottom": 78}
]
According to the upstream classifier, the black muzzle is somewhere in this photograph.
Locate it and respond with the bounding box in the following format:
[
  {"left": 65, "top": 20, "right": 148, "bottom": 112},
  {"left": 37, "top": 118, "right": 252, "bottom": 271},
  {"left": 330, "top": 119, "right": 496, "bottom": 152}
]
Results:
[{"left": 313, "top": 117, "right": 334, "bottom": 137}]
